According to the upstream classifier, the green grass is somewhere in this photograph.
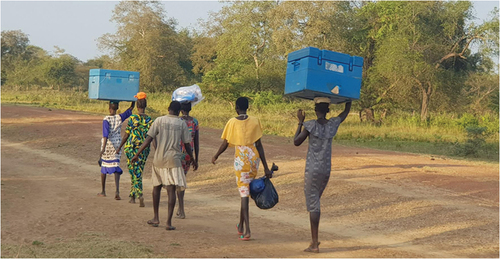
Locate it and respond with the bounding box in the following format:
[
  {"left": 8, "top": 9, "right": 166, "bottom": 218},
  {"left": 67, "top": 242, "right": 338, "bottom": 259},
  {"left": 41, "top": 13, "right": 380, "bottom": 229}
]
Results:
[{"left": 2, "top": 86, "right": 498, "bottom": 162}]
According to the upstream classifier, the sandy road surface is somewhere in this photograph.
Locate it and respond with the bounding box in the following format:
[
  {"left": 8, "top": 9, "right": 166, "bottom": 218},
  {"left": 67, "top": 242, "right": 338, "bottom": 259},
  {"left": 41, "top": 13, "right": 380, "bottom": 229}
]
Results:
[{"left": 1, "top": 104, "right": 498, "bottom": 257}]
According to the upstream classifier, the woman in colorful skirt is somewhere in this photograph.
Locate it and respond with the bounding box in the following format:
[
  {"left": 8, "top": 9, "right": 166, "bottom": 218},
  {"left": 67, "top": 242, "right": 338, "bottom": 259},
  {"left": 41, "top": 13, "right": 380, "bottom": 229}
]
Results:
[
  {"left": 294, "top": 97, "right": 351, "bottom": 253},
  {"left": 176, "top": 101, "right": 199, "bottom": 219},
  {"left": 117, "top": 92, "right": 153, "bottom": 207},
  {"left": 212, "top": 97, "right": 272, "bottom": 241},
  {"left": 98, "top": 101, "right": 135, "bottom": 200}
]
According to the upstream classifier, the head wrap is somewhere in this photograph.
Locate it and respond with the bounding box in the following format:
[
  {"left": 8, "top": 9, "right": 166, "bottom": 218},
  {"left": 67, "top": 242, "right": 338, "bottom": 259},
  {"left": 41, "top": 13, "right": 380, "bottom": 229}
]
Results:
[{"left": 134, "top": 92, "right": 147, "bottom": 100}]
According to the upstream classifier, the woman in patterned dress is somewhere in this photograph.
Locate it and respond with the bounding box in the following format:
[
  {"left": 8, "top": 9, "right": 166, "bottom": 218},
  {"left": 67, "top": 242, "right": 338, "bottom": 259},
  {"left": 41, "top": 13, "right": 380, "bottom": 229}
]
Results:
[
  {"left": 98, "top": 101, "right": 135, "bottom": 200},
  {"left": 293, "top": 97, "right": 351, "bottom": 253},
  {"left": 212, "top": 97, "right": 272, "bottom": 241},
  {"left": 117, "top": 92, "right": 153, "bottom": 207},
  {"left": 176, "top": 102, "right": 199, "bottom": 219}
]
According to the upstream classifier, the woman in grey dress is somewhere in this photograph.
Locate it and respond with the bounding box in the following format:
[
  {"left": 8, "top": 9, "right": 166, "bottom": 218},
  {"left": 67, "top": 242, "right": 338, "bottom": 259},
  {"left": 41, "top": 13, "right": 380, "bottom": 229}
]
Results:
[{"left": 294, "top": 97, "right": 351, "bottom": 253}]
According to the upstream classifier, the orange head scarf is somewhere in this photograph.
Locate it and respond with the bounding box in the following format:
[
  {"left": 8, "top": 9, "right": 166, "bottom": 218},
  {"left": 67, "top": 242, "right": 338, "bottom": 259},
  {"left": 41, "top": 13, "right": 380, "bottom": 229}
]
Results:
[{"left": 134, "top": 92, "right": 147, "bottom": 100}]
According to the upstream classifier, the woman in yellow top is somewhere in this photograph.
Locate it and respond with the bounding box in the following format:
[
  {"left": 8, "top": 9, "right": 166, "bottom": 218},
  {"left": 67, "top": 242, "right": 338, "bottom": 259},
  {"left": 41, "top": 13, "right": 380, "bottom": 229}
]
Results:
[{"left": 212, "top": 97, "right": 272, "bottom": 241}]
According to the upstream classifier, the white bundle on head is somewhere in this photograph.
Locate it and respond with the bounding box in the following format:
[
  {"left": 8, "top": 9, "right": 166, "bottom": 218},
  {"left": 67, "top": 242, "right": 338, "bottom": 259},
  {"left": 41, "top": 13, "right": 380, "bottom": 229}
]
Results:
[{"left": 172, "top": 84, "right": 205, "bottom": 107}]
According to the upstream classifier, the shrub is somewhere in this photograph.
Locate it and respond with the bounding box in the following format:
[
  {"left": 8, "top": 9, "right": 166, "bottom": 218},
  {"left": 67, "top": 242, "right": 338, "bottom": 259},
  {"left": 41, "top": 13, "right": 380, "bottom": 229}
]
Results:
[
  {"left": 454, "top": 125, "right": 489, "bottom": 157},
  {"left": 455, "top": 113, "right": 479, "bottom": 129}
]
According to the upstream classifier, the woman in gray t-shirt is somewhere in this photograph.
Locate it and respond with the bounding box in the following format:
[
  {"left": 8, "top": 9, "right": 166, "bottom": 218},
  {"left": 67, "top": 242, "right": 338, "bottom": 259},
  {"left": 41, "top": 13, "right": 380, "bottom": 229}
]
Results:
[{"left": 294, "top": 97, "right": 351, "bottom": 253}]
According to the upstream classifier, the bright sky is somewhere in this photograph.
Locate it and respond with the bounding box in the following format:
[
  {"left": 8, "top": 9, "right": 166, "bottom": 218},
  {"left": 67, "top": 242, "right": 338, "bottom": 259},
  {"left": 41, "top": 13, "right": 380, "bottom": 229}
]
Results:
[{"left": 1, "top": 1, "right": 498, "bottom": 62}]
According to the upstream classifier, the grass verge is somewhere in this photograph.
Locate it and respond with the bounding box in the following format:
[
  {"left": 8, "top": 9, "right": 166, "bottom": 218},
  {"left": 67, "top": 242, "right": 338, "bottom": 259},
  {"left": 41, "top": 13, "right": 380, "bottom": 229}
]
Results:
[{"left": 2, "top": 87, "right": 498, "bottom": 162}]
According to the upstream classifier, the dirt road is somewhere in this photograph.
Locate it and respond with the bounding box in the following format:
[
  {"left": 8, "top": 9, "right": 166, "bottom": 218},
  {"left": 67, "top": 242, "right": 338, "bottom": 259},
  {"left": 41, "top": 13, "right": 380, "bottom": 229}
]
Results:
[{"left": 1, "top": 104, "right": 498, "bottom": 257}]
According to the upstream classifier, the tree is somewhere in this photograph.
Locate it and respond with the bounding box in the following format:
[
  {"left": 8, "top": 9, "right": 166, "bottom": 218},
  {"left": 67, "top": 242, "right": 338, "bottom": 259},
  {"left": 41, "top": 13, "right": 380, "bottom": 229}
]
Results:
[
  {"left": 488, "top": 87, "right": 499, "bottom": 113},
  {"left": 202, "top": 1, "right": 278, "bottom": 94},
  {"left": 85, "top": 55, "right": 115, "bottom": 69},
  {"left": 1, "top": 30, "right": 31, "bottom": 85},
  {"left": 1, "top": 30, "right": 52, "bottom": 86},
  {"left": 352, "top": 1, "right": 498, "bottom": 121},
  {"left": 269, "top": 1, "right": 349, "bottom": 54},
  {"left": 464, "top": 72, "right": 499, "bottom": 113},
  {"left": 191, "top": 34, "right": 217, "bottom": 77},
  {"left": 42, "top": 53, "right": 79, "bottom": 89},
  {"left": 1, "top": 30, "right": 30, "bottom": 63},
  {"left": 98, "top": 1, "right": 190, "bottom": 92},
  {"left": 176, "top": 29, "right": 197, "bottom": 84}
]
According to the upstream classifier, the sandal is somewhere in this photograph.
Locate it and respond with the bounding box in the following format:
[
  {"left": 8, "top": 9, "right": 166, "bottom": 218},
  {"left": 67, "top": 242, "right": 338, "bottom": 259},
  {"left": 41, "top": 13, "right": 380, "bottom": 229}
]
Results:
[
  {"left": 166, "top": 226, "right": 176, "bottom": 231},
  {"left": 147, "top": 220, "right": 159, "bottom": 227},
  {"left": 239, "top": 235, "right": 251, "bottom": 241},
  {"left": 115, "top": 192, "right": 121, "bottom": 200},
  {"left": 97, "top": 193, "right": 106, "bottom": 197},
  {"left": 236, "top": 224, "right": 243, "bottom": 235},
  {"left": 303, "top": 242, "right": 320, "bottom": 253}
]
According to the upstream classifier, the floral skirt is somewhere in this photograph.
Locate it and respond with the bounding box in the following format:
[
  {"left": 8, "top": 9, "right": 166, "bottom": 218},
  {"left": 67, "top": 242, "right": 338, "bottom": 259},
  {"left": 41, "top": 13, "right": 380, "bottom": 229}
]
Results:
[{"left": 234, "top": 145, "right": 260, "bottom": 197}]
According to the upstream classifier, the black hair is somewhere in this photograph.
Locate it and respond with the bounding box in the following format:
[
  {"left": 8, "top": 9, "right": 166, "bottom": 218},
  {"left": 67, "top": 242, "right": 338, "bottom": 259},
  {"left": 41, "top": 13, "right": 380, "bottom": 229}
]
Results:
[
  {"left": 109, "top": 101, "right": 119, "bottom": 111},
  {"left": 315, "top": 103, "right": 330, "bottom": 114},
  {"left": 168, "top": 101, "right": 181, "bottom": 114},
  {"left": 137, "top": 99, "right": 147, "bottom": 109},
  {"left": 180, "top": 102, "right": 192, "bottom": 113},
  {"left": 235, "top": 97, "right": 249, "bottom": 111}
]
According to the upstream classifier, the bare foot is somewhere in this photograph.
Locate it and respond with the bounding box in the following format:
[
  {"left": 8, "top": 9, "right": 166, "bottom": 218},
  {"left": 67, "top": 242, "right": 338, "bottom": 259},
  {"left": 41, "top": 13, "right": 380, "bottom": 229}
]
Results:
[
  {"left": 139, "top": 197, "right": 145, "bottom": 207},
  {"left": 115, "top": 192, "right": 121, "bottom": 200},
  {"left": 175, "top": 211, "right": 186, "bottom": 219},
  {"left": 97, "top": 192, "right": 106, "bottom": 197},
  {"left": 129, "top": 197, "right": 135, "bottom": 203}
]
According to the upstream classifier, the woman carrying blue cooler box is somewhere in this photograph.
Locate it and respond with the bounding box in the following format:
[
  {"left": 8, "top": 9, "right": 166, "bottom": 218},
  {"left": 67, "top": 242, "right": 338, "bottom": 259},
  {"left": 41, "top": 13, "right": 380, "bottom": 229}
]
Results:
[
  {"left": 294, "top": 97, "right": 351, "bottom": 253},
  {"left": 98, "top": 100, "right": 135, "bottom": 200}
]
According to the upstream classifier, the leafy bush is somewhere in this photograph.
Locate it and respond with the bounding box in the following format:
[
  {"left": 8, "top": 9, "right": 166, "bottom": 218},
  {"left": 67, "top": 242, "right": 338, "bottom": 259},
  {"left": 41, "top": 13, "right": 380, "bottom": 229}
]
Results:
[
  {"left": 455, "top": 113, "right": 479, "bottom": 129},
  {"left": 454, "top": 125, "right": 489, "bottom": 157},
  {"left": 247, "top": 91, "right": 284, "bottom": 110},
  {"left": 479, "top": 115, "right": 500, "bottom": 136}
]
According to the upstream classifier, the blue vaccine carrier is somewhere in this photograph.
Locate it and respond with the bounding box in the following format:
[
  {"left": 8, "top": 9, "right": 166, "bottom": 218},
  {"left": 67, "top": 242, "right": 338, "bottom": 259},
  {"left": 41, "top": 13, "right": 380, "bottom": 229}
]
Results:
[
  {"left": 284, "top": 47, "right": 364, "bottom": 103},
  {"left": 88, "top": 69, "right": 140, "bottom": 102}
]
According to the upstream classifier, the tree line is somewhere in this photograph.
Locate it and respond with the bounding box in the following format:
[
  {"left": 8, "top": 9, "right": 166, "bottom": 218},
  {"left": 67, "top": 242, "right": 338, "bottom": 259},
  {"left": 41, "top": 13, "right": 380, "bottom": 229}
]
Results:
[{"left": 2, "top": 1, "right": 498, "bottom": 120}]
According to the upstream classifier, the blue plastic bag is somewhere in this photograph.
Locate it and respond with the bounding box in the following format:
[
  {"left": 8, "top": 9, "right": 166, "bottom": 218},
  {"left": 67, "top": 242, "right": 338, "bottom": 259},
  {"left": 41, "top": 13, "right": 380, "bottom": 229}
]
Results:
[
  {"left": 250, "top": 177, "right": 266, "bottom": 197},
  {"left": 252, "top": 178, "right": 279, "bottom": 209},
  {"left": 172, "top": 84, "right": 204, "bottom": 106},
  {"left": 250, "top": 163, "right": 278, "bottom": 198}
]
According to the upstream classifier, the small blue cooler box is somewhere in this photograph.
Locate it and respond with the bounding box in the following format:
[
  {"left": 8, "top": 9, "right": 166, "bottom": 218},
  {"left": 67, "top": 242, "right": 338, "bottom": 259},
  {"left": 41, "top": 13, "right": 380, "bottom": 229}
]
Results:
[
  {"left": 88, "top": 69, "right": 140, "bottom": 102},
  {"left": 284, "top": 47, "right": 364, "bottom": 103}
]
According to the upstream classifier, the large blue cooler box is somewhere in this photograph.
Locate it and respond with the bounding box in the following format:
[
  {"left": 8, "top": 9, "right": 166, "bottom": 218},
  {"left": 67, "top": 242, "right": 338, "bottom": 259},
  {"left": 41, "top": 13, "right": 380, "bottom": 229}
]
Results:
[
  {"left": 284, "top": 47, "right": 364, "bottom": 104},
  {"left": 88, "top": 69, "right": 140, "bottom": 102}
]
